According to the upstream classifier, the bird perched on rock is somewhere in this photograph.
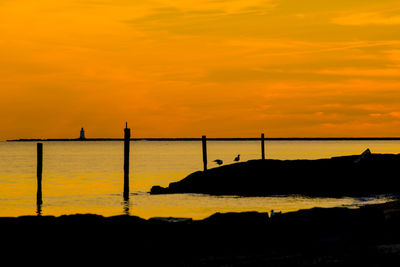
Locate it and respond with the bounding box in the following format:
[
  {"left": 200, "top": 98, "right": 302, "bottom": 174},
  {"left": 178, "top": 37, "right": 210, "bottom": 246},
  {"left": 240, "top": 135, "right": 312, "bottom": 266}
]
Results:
[
  {"left": 270, "top": 209, "right": 282, "bottom": 216},
  {"left": 234, "top": 154, "right": 240, "bottom": 162},
  {"left": 213, "top": 159, "right": 223, "bottom": 165}
]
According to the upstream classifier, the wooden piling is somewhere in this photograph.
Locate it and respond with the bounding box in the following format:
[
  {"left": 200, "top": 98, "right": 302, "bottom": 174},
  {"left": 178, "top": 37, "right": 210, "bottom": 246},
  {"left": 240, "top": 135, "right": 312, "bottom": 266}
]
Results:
[
  {"left": 202, "top": 135, "right": 207, "bottom": 171},
  {"left": 261, "top": 133, "right": 265, "bottom": 160},
  {"left": 123, "top": 123, "right": 131, "bottom": 200},
  {"left": 37, "top": 143, "right": 43, "bottom": 206}
]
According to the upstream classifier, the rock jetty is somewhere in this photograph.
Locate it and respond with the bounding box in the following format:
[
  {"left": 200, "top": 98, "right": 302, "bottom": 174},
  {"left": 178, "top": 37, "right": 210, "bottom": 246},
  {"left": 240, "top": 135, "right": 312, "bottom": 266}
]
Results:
[
  {"left": 151, "top": 152, "right": 400, "bottom": 196},
  {"left": 2, "top": 201, "right": 400, "bottom": 266}
]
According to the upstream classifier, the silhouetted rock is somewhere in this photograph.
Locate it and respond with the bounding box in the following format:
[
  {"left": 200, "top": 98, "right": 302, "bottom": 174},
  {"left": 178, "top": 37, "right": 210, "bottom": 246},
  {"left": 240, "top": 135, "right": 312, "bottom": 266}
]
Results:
[
  {"left": 150, "top": 185, "right": 169, "bottom": 194},
  {"left": 2, "top": 201, "right": 400, "bottom": 266},
  {"left": 149, "top": 217, "right": 193, "bottom": 224},
  {"left": 150, "top": 153, "right": 400, "bottom": 197},
  {"left": 354, "top": 148, "right": 371, "bottom": 163},
  {"left": 200, "top": 211, "right": 268, "bottom": 226}
]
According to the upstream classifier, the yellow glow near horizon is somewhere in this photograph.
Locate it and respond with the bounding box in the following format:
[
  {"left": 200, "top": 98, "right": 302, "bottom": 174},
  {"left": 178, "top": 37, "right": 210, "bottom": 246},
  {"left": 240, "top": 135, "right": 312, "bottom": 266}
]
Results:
[{"left": 1, "top": 0, "right": 400, "bottom": 139}]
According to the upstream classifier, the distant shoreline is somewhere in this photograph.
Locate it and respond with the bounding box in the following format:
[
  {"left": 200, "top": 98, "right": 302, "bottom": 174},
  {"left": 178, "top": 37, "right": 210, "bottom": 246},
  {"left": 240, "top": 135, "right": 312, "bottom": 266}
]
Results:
[{"left": 5, "top": 137, "right": 400, "bottom": 142}]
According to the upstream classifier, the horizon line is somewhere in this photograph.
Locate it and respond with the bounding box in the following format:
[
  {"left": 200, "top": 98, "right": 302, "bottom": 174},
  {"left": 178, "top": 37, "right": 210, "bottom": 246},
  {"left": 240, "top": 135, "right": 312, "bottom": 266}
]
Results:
[{"left": 5, "top": 137, "right": 400, "bottom": 142}]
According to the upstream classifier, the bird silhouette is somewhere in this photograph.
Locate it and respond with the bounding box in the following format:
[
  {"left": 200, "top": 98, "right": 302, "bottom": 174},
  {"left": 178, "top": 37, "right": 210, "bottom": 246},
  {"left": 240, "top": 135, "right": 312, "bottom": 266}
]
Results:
[
  {"left": 270, "top": 209, "right": 281, "bottom": 216},
  {"left": 234, "top": 154, "right": 240, "bottom": 162},
  {"left": 213, "top": 159, "right": 223, "bottom": 165}
]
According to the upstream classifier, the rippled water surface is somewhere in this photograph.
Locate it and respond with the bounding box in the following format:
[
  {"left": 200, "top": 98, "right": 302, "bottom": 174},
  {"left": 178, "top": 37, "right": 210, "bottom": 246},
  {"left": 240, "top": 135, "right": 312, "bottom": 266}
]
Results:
[{"left": 0, "top": 140, "right": 399, "bottom": 218}]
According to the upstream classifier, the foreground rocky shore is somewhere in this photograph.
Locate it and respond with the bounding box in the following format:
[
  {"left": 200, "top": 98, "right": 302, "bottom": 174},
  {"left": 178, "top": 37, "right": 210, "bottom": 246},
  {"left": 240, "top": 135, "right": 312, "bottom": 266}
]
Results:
[
  {"left": 151, "top": 152, "right": 400, "bottom": 197},
  {"left": 2, "top": 201, "right": 400, "bottom": 266}
]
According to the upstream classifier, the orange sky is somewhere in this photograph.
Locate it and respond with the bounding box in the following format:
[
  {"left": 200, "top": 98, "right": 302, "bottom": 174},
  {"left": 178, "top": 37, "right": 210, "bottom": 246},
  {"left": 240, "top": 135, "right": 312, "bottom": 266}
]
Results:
[{"left": 1, "top": 0, "right": 400, "bottom": 139}]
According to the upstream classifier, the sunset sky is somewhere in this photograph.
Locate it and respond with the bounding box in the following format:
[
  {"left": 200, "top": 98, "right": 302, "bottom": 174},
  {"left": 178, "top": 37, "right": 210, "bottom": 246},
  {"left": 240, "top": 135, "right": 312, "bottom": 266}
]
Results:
[{"left": 1, "top": 0, "right": 400, "bottom": 139}]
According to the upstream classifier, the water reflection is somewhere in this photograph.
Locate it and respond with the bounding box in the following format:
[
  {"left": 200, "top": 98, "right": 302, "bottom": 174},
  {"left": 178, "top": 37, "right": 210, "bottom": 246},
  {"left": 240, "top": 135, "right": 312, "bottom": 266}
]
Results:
[
  {"left": 36, "top": 179, "right": 43, "bottom": 216},
  {"left": 1, "top": 140, "right": 400, "bottom": 217},
  {"left": 123, "top": 199, "right": 130, "bottom": 216},
  {"left": 36, "top": 203, "right": 42, "bottom": 216}
]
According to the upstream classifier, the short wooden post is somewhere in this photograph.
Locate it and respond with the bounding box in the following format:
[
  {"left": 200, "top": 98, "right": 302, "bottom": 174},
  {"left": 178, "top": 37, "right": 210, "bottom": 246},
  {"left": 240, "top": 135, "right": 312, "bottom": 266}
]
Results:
[
  {"left": 37, "top": 143, "right": 43, "bottom": 206},
  {"left": 261, "top": 133, "right": 265, "bottom": 160},
  {"left": 123, "top": 123, "right": 131, "bottom": 200},
  {"left": 202, "top": 135, "right": 207, "bottom": 171}
]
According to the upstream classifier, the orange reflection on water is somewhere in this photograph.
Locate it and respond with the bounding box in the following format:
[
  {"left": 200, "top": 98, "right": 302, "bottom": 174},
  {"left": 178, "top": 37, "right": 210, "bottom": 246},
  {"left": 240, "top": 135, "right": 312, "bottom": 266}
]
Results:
[{"left": 0, "top": 140, "right": 399, "bottom": 218}]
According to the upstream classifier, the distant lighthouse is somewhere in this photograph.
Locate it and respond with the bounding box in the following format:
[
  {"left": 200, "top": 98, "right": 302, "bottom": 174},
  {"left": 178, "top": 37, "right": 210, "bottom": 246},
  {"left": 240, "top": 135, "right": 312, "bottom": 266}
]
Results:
[{"left": 80, "top": 128, "right": 85, "bottom": 140}]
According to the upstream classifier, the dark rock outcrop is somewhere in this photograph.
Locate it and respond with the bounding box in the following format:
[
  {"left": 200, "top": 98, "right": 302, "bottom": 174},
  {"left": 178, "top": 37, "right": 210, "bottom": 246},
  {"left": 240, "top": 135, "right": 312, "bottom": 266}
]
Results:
[
  {"left": 150, "top": 153, "right": 400, "bottom": 196},
  {"left": 2, "top": 201, "right": 400, "bottom": 266}
]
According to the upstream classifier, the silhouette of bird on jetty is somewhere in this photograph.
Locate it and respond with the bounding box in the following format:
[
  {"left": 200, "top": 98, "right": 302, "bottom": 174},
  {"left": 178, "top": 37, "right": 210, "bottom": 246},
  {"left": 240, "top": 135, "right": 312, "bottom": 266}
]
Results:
[
  {"left": 271, "top": 209, "right": 282, "bottom": 217},
  {"left": 213, "top": 159, "right": 223, "bottom": 165},
  {"left": 234, "top": 154, "right": 240, "bottom": 162}
]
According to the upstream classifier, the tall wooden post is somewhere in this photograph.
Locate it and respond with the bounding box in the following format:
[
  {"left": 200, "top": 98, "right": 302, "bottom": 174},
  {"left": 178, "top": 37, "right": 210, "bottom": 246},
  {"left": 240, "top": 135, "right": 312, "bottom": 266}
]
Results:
[
  {"left": 261, "top": 133, "right": 265, "bottom": 160},
  {"left": 202, "top": 135, "right": 207, "bottom": 171},
  {"left": 123, "top": 123, "right": 131, "bottom": 200},
  {"left": 37, "top": 143, "right": 43, "bottom": 206}
]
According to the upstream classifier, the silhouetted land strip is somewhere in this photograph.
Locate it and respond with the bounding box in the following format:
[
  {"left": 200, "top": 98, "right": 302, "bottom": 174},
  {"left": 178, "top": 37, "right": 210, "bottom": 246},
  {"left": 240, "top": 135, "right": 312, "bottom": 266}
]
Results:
[
  {"left": 2, "top": 201, "right": 400, "bottom": 265},
  {"left": 151, "top": 153, "right": 400, "bottom": 197},
  {"left": 6, "top": 137, "right": 400, "bottom": 141}
]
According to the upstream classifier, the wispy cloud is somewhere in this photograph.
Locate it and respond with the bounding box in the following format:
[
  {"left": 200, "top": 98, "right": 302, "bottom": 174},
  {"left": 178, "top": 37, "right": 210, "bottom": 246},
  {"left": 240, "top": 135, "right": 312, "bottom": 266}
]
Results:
[
  {"left": 2, "top": 0, "right": 400, "bottom": 138},
  {"left": 149, "top": 0, "right": 276, "bottom": 14},
  {"left": 315, "top": 68, "right": 400, "bottom": 77},
  {"left": 332, "top": 12, "right": 400, "bottom": 26}
]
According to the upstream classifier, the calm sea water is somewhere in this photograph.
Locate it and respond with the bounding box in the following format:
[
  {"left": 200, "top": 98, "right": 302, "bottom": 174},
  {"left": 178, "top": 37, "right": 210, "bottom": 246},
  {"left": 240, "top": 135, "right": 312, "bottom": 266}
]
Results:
[{"left": 0, "top": 140, "right": 399, "bottom": 219}]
